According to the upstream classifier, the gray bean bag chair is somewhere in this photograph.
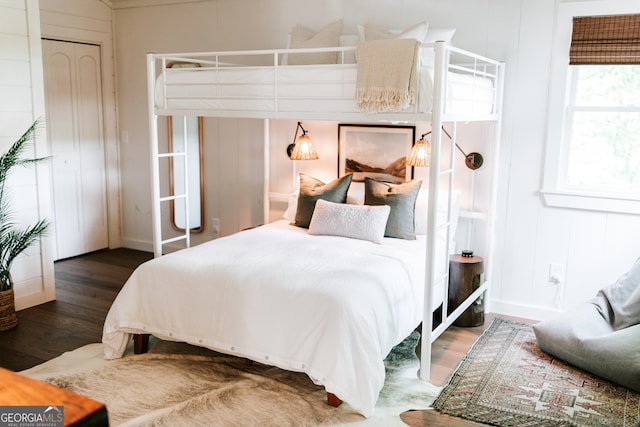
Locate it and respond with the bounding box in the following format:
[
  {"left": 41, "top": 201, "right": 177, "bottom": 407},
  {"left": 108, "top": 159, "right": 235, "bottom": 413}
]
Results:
[{"left": 533, "top": 257, "right": 640, "bottom": 392}]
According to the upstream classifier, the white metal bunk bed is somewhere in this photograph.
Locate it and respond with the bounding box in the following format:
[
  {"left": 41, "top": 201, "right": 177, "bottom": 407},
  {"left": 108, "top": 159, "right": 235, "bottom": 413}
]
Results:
[{"left": 142, "top": 41, "right": 504, "bottom": 408}]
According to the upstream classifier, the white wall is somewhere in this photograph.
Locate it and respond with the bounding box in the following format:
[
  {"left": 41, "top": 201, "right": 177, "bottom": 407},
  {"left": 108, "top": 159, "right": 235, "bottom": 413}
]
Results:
[
  {"left": 0, "top": 0, "right": 55, "bottom": 309},
  {"left": 490, "top": 0, "right": 640, "bottom": 320},
  {"left": 111, "top": 0, "right": 640, "bottom": 319}
]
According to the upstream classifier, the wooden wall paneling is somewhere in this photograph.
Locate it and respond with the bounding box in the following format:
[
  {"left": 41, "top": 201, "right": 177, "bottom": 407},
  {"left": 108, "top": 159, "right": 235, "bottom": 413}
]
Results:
[
  {"left": 0, "top": 0, "right": 55, "bottom": 310},
  {"left": 531, "top": 206, "right": 572, "bottom": 311},
  {"left": 563, "top": 210, "right": 607, "bottom": 310},
  {"left": 603, "top": 213, "right": 640, "bottom": 280}
]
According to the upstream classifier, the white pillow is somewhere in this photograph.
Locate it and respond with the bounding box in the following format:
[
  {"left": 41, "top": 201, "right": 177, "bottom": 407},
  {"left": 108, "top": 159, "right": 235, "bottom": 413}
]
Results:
[
  {"left": 357, "top": 23, "right": 456, "bottom": 68},
  {"left": 282, "top": 174, "right": 301, "bottom": 221},
  {"left": 358, "top": 21, "right": 429, "bottom": 43},
  {"left": 422, "top": 28, "right": 457, "bottom": 67},
  {"left": 340, "top": 35, "right": 359, "bottom": 46},
  {"left": 283, "top": 189, "right": 298, "bottom": 221},
  {"left": 285, "top": 20, "right": 343, "bottom": 65},
  {"left": 346, "top": 181, "right": 365, "bottom": 204},
  {"left": 425, "top": 28, "right": 456, "bottom": 43},
  {"left": 308, "top": 199, "right": 390, "bottom": 244},
  {"left": 339, "top": 34, "right": 359, "bottom": 64}
]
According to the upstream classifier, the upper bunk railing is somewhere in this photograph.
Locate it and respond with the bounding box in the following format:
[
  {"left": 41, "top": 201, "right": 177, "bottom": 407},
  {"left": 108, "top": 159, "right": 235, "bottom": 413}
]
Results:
[{"left": 148, "top": 42, "right": 504, "bottom": 124}]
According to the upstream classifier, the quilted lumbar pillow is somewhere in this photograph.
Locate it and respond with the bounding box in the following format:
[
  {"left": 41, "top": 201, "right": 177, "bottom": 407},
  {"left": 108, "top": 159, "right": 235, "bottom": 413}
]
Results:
[
  {"left": 308, "top": 199, "right": 390, "bottom": 244},
  {"left": 364, "top": 178, "right": 422, "bottom": 240},
  {"left": 294, "top": 173, "right": 352, "bottom": 228},
  {"left": 287, "top": 20, "right": 343, "bottom": 65}
]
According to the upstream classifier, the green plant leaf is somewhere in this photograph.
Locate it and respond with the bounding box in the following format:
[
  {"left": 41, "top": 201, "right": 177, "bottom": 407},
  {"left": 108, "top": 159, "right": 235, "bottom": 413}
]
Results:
[{"left": 0, "top": 119, "right": 51, "bottom": 291}]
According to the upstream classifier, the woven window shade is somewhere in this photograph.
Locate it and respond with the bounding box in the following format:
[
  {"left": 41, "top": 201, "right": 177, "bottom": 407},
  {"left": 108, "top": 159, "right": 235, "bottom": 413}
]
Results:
[{"left": 570, "top": 14, "right": 640, "bottom": 65}]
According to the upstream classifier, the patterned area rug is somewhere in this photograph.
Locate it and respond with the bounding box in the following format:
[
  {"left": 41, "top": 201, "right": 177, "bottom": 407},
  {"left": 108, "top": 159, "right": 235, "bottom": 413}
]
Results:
[
  {"left": 433, "top": 318, "right": 640, "bottom": 427},
  {"left": 21, "top": 331, "right": 439, "bottom": 426}
]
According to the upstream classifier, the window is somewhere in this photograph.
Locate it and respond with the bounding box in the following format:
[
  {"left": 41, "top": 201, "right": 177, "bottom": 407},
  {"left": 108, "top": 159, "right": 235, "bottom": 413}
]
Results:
[
  {"left": 564, "top": 65, "right": 640, "bottom": 194},
  {"left": 542, "top": 2, "right": 640, "bottom": 214}
]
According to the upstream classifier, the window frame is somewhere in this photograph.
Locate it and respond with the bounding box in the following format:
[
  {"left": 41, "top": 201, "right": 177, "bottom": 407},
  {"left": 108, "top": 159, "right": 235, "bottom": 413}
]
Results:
[{"left": 541, "top": 0, "right": 640, "bottom": 215}]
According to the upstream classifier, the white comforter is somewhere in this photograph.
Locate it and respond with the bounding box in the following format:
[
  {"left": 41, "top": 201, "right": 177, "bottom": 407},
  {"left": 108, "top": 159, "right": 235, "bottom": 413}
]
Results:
[{"left": 102, "top": 220, "right": 428, "bottom": 417}]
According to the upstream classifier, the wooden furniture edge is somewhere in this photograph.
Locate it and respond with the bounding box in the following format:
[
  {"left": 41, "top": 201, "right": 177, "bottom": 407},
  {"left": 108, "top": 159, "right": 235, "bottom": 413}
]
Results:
[
  {"left": 327, "top": 392, "right": 342, "bottom": 407},
  {"left": 133, "top": 333, "right": 150, "bottom": 354},
  {"left": 0, "top": 367, "right": 108, "bottom": 426}
]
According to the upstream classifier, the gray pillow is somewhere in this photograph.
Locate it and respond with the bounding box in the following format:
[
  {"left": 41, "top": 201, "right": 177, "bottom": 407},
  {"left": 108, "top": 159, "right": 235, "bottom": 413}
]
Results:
[
  {"left": 294, "top": 174, "right": 352, "bottom": 228},
  {"left": 364, "top": 178, "right": 422, "bottom": 240}
]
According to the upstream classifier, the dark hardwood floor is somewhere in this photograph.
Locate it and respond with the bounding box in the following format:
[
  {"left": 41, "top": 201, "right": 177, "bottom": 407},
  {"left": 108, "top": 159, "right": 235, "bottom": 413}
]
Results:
[
  {"left": 0, "top": 248, "right": 153, "bottom": 371},
  {"left": 0, "top": 248, "right": 530, "bottom": 426}
]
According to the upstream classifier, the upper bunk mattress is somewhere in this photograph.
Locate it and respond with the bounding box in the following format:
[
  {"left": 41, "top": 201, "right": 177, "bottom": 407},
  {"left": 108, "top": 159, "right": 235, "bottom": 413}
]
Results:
[{"left": 153, "top": 64, "right": 496, "bottom": 118}]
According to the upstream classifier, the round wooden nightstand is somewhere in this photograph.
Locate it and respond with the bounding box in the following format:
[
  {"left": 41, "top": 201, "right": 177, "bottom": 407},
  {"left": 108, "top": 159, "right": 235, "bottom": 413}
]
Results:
[{"left": 448, "top": 252, "right": 485, "bottom": 327}]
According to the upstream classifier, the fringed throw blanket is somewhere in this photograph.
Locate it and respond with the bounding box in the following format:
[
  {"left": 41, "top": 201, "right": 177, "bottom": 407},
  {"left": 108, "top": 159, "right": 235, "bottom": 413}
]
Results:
[{"left": 356, "top": 39, "right": 421, "bottom": 113}]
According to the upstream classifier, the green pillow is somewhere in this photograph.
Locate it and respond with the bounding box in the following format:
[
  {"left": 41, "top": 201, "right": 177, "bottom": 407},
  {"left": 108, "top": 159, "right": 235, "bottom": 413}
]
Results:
[
  {"left": 294, "top": 174, "right": 353, "bottom": 228},
  {"left": 364, "top": 178, "right": 422, "bottom": 239}
]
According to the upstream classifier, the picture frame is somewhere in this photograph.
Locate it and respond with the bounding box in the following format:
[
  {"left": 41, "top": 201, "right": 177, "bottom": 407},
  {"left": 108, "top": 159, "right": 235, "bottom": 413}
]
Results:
[{"left": 338, "top": 124, "right": 416, "bottom": 184}]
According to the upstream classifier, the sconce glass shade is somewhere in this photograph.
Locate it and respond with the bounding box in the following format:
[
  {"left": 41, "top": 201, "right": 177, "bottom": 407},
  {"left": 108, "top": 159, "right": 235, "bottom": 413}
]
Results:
[
  {"left": 406, "top": 138, "right": 430, "bottom": 167},
  {"left": 289, "top": 133, "right": 319, "bottom": 160}
]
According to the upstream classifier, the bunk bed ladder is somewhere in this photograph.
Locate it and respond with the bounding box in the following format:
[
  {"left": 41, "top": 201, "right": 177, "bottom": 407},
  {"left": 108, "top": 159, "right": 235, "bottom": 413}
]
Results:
[
  {"left": 419, "top": 42, "right": 458, "bottom": 383},
  {"left": 148, "top": 53, "right": 191, "bottom": 258},
  {"left": 418, "top": 49, "right": 506, "bottom": 383}
]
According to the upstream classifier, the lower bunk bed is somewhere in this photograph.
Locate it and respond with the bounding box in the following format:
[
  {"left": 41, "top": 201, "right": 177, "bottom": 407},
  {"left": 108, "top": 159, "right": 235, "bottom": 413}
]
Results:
[{"left": 103, "top": 190, "right": 453, "bottom": 417}]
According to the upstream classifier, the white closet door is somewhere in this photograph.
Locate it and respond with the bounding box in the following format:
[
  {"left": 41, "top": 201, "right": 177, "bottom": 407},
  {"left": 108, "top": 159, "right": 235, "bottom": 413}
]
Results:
[{"left": 42, "top": 39, "right": 108, "bottom": 260}]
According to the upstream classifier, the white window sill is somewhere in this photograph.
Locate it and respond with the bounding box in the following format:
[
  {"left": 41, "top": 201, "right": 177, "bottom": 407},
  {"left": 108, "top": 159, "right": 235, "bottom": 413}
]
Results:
[{"left": 541, "top": 190, "right": 640, "bottom": 215}]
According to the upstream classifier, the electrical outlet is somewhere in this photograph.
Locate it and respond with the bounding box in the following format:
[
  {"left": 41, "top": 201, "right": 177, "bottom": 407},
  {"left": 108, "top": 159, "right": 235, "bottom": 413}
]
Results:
[
  {"left": 211, "top": 218, "right": 220, "bottom": 237},
  {"left": 548, "top": 262, "right": 564, "bottom": 284}
]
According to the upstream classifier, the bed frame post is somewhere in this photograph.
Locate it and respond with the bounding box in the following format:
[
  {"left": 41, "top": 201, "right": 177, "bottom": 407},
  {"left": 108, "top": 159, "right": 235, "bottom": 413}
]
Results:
[
  {"left": 263, "top": 119, "right": 270, "bottom": 225},
  {"left": 483, "top": 61, "right": 506, "bottom": 313},
  {"left": 326, "top": 392, "right": 342, "bottom": 407},
  {"left": 419, "top": 41, "right": 448, "bottom": 383},
  {"left": 147, "top": 53, "right": 162, "bottom": 258},
  {"left": 133, "top": 333, "right": 150, "bottom": 354}
]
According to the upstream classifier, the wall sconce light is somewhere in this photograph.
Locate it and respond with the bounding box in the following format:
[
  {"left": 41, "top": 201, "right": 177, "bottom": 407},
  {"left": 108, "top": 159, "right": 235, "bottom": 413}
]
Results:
[
  {"left": 286, "top": 122, "right": 319, "bottom": 160},
  {"left": 406, "top": 126, "right": 483, "bottom": 170},
  {"left": 406, "top": 134, "right": 430, "bottom": 167}
]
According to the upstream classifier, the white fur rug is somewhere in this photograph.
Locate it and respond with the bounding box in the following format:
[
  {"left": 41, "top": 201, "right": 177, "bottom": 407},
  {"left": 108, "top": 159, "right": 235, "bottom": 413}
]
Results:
[{"left": 21, "top": 332, "right": 440, "bottom": 426}]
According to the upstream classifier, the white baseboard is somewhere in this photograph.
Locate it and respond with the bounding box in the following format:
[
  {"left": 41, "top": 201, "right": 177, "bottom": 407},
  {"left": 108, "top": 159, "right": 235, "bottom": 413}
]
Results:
[
  {"left": 120, "top": 238, "right": 153, "bottom": 253},
  {"left": 488, "top": 299, "right": 565, "bottom": 322},
  {"left": 121, "top": 238, "right": 191, "bottom": 255}
]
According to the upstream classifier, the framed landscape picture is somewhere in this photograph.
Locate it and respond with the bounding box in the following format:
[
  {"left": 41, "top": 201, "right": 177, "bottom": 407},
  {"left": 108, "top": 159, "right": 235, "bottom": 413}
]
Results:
[{"left": 338, "top": 124, "right": 415, "bottom": 184}]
